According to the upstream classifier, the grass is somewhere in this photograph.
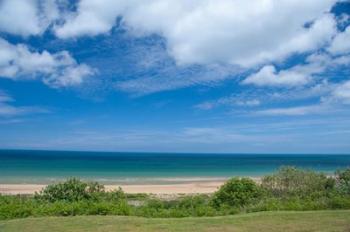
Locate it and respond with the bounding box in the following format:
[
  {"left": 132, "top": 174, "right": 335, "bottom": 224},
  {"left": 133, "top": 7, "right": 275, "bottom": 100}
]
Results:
[{"left": 1, "top": 210, "right": 350, "bottom": 232}]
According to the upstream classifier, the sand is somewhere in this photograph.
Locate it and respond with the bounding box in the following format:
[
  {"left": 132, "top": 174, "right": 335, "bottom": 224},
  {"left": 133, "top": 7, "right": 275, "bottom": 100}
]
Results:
[
  {"left": 0, "top": 177, "right": 262, "bottom": 195},
  {"left": 0, "top": 182, "right": 225, "bottom": 195}
]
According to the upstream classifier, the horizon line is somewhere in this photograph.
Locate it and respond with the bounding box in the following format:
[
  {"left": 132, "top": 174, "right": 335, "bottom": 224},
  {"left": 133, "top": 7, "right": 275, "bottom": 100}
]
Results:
[{"left": 1, "top": 148, "right": 349, "bottom": 156}]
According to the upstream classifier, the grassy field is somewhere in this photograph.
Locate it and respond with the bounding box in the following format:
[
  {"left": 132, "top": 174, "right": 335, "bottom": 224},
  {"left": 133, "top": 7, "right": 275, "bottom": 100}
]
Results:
[{"left": 0, "top": 210, "right": 350, "bottom": 232}]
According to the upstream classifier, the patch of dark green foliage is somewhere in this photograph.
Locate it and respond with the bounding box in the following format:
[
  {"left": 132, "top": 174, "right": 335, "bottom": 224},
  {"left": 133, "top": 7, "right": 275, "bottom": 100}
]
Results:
[{"left": 1, "top": 166, "right": 350, "bottom": 220}]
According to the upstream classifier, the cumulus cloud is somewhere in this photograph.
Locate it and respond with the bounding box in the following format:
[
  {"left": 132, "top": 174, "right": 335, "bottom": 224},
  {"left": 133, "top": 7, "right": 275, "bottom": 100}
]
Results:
[
  {"left": 328, "top": 25, "right": 350, "bottom": 55},
  {"left": 0, "top": 38, "right": 95, "bottom": 87},
  {"left": 43, "top": 64, "right": 94, "bottom": 87},
  {"left": 54, "top": 0, "right": 125, "bottom": 38},
  {"left": 242, "top": 65, "right": 311, "bottom": 87},
  {"left": 0, "top": 0, "right": 347, "bottom": 95},
  {"left": 243, "top": 51, "right": 350, "bottom": 87},
  {"left": 0, "top": 0, "right": 59, "bottom": 36},
  {"left": 55, "top": 0, "right": 337, "bottom": 67}
]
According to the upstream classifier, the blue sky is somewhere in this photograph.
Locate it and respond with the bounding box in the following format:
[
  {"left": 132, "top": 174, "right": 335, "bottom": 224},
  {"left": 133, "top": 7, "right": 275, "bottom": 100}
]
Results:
[{"left": 0, "top": 0, "right": 350, "bottom": 153}]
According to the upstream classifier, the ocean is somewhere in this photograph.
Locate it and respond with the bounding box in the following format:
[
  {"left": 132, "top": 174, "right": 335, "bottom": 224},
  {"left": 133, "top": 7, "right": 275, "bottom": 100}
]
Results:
[{"left": 0, "top": 150, "right": 349, "bottom": 184}]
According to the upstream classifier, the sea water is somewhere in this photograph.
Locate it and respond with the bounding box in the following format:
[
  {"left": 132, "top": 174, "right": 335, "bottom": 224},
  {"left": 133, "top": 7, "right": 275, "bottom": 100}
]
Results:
[{"left": 0, "top": 150, "right": 349, "bottom": 184}]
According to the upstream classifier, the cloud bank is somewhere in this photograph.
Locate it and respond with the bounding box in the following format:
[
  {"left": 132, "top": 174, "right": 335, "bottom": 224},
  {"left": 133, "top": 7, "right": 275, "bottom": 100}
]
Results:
[
  {"left": 54, "top": 0, "right": 338, "bottom": 67},
  {"left": 0, "top": 0, "right": 349, "bottom": 106}
]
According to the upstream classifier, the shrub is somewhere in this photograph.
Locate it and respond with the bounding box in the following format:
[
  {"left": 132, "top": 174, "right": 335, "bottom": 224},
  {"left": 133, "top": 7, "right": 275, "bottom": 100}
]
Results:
[
  {"left": 335, "top": 168, "right": 350, "bottom": 195},
  {"left": 110, "top": 188, "right": 126, "bottom": 199},
  {"left": 261, "top": 166, "right": 332, "bottom": 198},
  {"left": 35, "top": 178, "right": 105, "bottom": 202},
  {"left": 211, "top": 177, "right": 263, "bottom": 208}
]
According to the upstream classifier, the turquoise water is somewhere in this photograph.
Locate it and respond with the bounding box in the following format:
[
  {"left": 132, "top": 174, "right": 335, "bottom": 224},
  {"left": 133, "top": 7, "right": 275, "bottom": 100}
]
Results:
[{"left": 0, "top": 150, "right": 349, "bottom": 184}]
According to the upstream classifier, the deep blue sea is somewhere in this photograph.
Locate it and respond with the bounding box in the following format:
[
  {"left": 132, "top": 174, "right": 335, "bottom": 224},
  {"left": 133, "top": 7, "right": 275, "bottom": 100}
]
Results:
[{"left": 0, "top": 150, "right": 350, "bottom": 184}]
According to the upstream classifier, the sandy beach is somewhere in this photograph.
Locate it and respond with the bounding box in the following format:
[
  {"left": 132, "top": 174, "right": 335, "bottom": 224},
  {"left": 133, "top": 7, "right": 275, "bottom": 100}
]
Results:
[{"left": 0, "top": 181, "right": 226, "bottom": 195}]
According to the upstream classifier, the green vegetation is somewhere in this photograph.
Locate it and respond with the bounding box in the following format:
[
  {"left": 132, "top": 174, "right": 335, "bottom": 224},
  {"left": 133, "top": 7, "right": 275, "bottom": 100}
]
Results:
[
  {"left": 212, "top": 177, "right": 263, "bottom": 208},
  {"left": 335, "top": 168, "right": 350, "bottom": 195},
  {"left": 1, "top": 167, "right": 350, "bottom": 220},
  {"left": 1, "top": 211, "right": 349, "bottom": 232},
  {"left": 37, "top": 178, "right": 106, "bottom": 202},
  {"left": 261, "top": 167, "right": 335, "bottom": 198}
]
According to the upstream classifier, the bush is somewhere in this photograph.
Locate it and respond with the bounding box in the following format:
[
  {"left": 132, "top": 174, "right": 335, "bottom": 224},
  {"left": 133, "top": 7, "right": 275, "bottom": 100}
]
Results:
[
  {"left": 261, "top": 166, "right": 333, "bottom": 198},
  {"left": 35, "top": 178, "right": 105, "bottom": 202},
  {"left": 101, "top": 188, "right": 126, "bottom": 202},
  {"left": 335, "top": 168, "right": 350, "bottom": 195},
  {"left": 211, "top": 178, "right": 263, "bottom": 208}
]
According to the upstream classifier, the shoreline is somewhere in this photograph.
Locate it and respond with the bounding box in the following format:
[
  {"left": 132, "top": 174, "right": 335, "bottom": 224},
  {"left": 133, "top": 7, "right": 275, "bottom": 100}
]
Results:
[
  {"left": 0, "top": 182, "right": 225, "bottom": 195},
  {"left": 0, "top": 177, "right": 263, "bottom": 195}
]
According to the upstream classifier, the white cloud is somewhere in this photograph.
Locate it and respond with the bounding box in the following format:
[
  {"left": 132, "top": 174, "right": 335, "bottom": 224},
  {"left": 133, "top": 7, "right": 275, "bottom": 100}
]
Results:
[
  {"left": 328, "top": 25, "right": 350, "bottom": 55},
  {"left": 195, "top": 102, "right": 215, "bottom": 110},
  {"left": 327, "top": 80, "right": 350, "bottom": 104},
  {"left": 115, "top": 63, "right": 238, "bottom": 95},
  {"left": 55, "top": 0, "right": 337, "bottom": 67},
  {"left": 236, "top": 99, "right": 261, "bottom": 106},
  {"left": 12, "top": 122, "right": 350, "bottom": 153},
  {"left": 0, "top": 104, "right": 48, "bottom": 117},
  {"left": 305, "top": 53, "right": 350, "bottom": 67},
  {"left": 44, "top": 64, "right": 95, "bottom": 87},
  {"left": 0, "top": 38, "right": 95, "bottom": 87},
  {"left": 195, "top": 96, "right": 260, "bottom": 110},
  {"left": 0, "top": 91, "right": 48, "bottom": 117},
  {"left": 337, "top": 13, "right": 350, "bottom": 28},
  {"left": 55, "top": 0, "right": 126, "bottom": 38},
  {"left": 181, "top": 127, "right": 247, "bottom": 144},
  {"left": 242, "top": 65, "right": 311, "bottom": 87},
  {"left": 0, "top": 0, "right": 59, "bottom": 36},
  {"left": 255, "top": 105, "right": 327, "bottom": 116},
  {"left": 243, "top": 51, "right": 350, "bottom": 87},
  {"left": 0, "top": 91, "right": 13, "bottom": 103},
  {"left": 0, "top": 0, "right": 347, "bottom": 95}
]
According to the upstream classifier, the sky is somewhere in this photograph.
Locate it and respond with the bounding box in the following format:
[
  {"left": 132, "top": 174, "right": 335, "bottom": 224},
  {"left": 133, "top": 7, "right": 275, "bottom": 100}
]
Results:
[{"left": 0, "top": 0, "right": 350, "bottom": 154}]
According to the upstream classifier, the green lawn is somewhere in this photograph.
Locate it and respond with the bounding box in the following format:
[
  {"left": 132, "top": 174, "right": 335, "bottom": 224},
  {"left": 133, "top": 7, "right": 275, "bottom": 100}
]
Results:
[{"left": 1, "top": 210, "right": 350, "bottom": 232}]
